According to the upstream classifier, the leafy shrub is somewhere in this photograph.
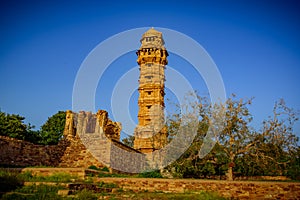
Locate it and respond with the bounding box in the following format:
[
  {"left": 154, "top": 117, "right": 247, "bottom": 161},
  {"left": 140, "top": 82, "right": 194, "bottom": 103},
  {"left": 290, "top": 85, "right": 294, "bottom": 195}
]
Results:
[
  {"left": 88, "top": 165, "right": 99, "bottom": 170},
  {"left": 88, "top": 165, "right": 110, "bottom": 172},
  {"left": 100, "top": 166, "right": 110, "bottom": 172},
  {"left": 137, "top": 170, "right": 163, "bottom": 178}
]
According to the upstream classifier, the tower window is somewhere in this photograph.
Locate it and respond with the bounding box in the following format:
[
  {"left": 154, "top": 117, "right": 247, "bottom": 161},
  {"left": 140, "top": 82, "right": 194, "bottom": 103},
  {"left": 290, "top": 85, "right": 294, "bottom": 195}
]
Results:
[
  {"left": 147, "top": 91, "right": 152, "bottom": 95},
  {"left": 145, "top": 75, "right": 152, "bottom": 79},
  {"left": 146, "top": 105, "right": 152, "bottom": 109},
  {"left": 145, "top": 37, "right": 156, "bottom": 42}
]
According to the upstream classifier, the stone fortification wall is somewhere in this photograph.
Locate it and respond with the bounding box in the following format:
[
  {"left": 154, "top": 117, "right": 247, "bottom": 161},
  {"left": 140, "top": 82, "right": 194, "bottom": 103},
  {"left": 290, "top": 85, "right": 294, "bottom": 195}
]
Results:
[
  {"left": 0, "top": 136, "right": 65, "bottom": 167},
  {"left": 97, "top": 177, "right": 300, "bottom": 199},
  {"left": 0, "top": 135, "right": 104, "bottom": 168},
  {"left": 0, "top": 110, "right": 126, "bottom": 169}
]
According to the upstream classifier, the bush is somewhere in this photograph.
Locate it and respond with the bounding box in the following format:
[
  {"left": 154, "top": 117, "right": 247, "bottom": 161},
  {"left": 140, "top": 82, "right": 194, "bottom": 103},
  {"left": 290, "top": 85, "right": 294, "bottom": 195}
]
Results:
[
  {"left": 101, "top": 166, "right": 110, "bottom": 172},
  {"left": 88, "top": 165, "right": 110, "bottom": 172},
  {"left": 137, "top": 170, "right": 163, "bottom": 178},
  {"left": 88, "top": 165, "right": 99, "bottom": 170}
]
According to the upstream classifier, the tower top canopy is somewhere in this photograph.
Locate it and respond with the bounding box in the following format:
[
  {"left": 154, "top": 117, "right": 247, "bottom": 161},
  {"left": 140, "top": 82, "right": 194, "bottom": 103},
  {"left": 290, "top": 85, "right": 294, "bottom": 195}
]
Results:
[
  {"left": 142, "top": 27, "right": 162, "bottom": 38},
  {"left": 140, "top": 27, "right": 165, "bottom": 49}
]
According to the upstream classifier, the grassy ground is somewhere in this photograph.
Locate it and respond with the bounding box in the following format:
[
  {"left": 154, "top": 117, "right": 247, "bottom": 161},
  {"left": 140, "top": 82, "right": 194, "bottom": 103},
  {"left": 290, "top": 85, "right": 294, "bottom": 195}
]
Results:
[
  {"left": 1, "top": 185, "right": 227, "bottom": 200},
  {"left": 0, "top": 169, "right": 227, "bottom": 200}
]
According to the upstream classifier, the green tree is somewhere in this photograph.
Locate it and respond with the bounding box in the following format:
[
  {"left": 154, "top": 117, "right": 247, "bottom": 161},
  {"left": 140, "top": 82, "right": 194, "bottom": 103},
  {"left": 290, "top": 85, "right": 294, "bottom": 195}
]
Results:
[
  {"left": 211, "top": 97, "right": 299, "bottom": 180},
  {"left": 0, "top": 110, "right": 29, "bottom": 140},
  {"left": 39, "top": 111, "right": 66, "bottom": 145},
  {"left": 248, "top": 99, "right": 299, "bottom": 176},
  {"left": 165, "top": 94, "right": 299, "bottom": 180},
  {"left": 165, "top": 95, "right": 213, "bottom": 178},
  {"left": 217, "top": 95, "right": 255, "bottom": 180},
  {"left": 287, "top": 146, "right": 300, "bottom": 180}
]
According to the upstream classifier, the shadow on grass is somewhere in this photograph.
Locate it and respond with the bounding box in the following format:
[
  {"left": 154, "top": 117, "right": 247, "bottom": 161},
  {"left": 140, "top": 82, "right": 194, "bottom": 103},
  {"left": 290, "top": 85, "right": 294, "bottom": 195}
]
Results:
[{"left": 0, "top": 169, "right": 24, "bottom": 198}]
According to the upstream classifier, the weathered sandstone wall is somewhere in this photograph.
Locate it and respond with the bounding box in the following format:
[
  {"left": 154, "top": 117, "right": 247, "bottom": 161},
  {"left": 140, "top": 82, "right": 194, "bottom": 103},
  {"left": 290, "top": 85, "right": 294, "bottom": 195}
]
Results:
[{"left": 97, "top": 177, "right": 300, "bottom": 199}]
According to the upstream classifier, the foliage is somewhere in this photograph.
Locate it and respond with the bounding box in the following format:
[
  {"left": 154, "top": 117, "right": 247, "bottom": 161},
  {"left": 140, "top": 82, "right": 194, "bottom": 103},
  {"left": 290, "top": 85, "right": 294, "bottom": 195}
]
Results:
[
  {"left": 0, "top": 111, "right": 27, "bottom": 139},
  {"left": 165, "top": 93, "right": 300, "bottom": 180},
  {"left": 0, "top": 111, "right": 39, "bottom": 143},
  {"left": 88, "top": 165, "right": 110, "bottom": 172},
  {"left": 88, "top": 165, "right": 99, "bottom": 170},
  {"left": 0, "top": 110, "right": 66, "bottom": 145},
  {"left": 0, "top": 174, "right": 226, "bottom": 200},
  {"left": 0, "top": 169, "right": 228, "bottom": 200},
  {"left": 39, "top": 111, "right": 66, "bottom": 145},
  {"left": 101, "top": 166, "right": 110, "bottom": 172},
  {"left": 287, "top": 147, "right": 300, "bottom": 179},
  {"left": 251, "top": 99, "right": 299, "bottom": 177},
  {"left": 137, "top": 170, "right": 163, "bottom": 178},
  {"left": 17, "top": 171, "right": 79, "bottom": 183},
  {"left": 217, "top": 95, "right": 255, "bottom": 180},
  {"left": 127, "top": 191, "right": 227, "bottom": 200},
  {"left": 1, "top": 184, "right": 66, "bottom": 200}
]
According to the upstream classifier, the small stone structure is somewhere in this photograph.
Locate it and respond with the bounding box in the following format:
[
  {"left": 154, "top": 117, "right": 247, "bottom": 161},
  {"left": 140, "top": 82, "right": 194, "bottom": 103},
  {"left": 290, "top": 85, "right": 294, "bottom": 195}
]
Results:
[{"left": 134, "top": 28, "right": 168, "bottom": 153}]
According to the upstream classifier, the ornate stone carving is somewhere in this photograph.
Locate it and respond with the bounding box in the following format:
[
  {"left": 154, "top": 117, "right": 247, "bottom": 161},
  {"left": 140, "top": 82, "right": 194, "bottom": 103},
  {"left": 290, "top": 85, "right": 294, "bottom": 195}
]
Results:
[
  {"left": 134, "top": 28, "right": 169, "bottom": 153},
  {"left": 64, "top": 110, "right": 76, "bottom": 138}
]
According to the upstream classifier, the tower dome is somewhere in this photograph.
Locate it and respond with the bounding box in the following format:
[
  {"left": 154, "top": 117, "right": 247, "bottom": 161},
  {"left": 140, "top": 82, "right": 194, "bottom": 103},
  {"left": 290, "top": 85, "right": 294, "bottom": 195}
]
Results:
[
  {"left": 142, "top": 27, "right": 162, "bottom": 38},
  {"left": 140, "top": 27, "right": 165, "bottom": 49}
]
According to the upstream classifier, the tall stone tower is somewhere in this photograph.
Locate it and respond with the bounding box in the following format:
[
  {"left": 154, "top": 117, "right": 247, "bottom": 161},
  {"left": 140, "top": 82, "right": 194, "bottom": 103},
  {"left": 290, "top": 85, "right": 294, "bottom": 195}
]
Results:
[{"left": 134, "top": 28, "right": 168, "bottom": 153}]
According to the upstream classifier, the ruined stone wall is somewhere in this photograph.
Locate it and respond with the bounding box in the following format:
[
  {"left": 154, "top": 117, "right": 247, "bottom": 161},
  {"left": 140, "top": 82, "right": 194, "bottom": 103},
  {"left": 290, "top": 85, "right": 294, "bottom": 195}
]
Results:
[
  {"left": 0, "top": 110, "right": 123, "bottom": 169},
  {"left": 0, "top": 111, "right": 121, "bottom": 168},
  {"left": 0, "top": 136, "right": 65, "bottom": 167},
  {"left": 110, "top": 140, "right": 146, "bottom": 174},
  {"left": 57, "top": 135, "right": 104, "bottom": 168},
  {"left": 97, "top": 178, "right": 300, "bottom": 199},
  {"left": 0, "top": 135, "right": 104, "bottom": 168}
]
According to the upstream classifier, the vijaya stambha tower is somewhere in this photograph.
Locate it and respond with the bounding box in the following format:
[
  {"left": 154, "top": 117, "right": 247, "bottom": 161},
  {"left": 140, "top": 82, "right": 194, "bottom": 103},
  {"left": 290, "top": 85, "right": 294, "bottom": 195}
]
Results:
[{"left": 134, "top": 28, "right": 168, "bottom": 153}]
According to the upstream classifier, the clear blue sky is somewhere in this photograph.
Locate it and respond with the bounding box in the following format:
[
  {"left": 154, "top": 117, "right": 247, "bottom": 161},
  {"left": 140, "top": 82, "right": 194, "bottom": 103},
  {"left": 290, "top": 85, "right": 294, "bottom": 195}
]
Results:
[{"left": 1, "top": 0, "right": 300, "bottom": 139}]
